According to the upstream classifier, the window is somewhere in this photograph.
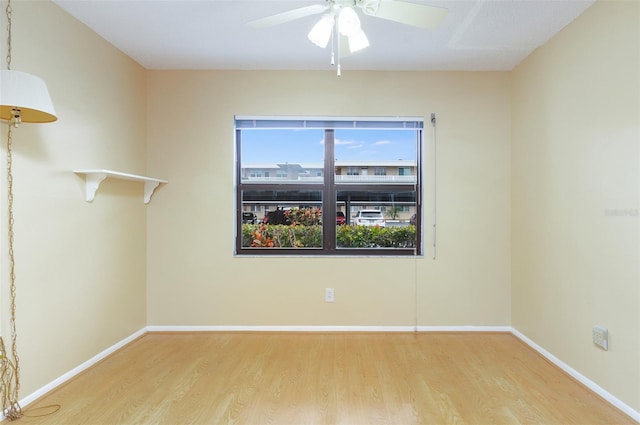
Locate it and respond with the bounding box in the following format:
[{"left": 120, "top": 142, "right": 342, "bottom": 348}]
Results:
[{"left": 236, "top": 117, "right": 423, "bottom": 256}]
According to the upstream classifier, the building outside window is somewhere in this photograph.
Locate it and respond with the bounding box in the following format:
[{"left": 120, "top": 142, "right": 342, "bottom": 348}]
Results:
[
  {"left": 346, "top": 167, "right": 360, "bottom": 176},
  {"left": 235, "top": 117, "right": 423, "bottom": 256}
]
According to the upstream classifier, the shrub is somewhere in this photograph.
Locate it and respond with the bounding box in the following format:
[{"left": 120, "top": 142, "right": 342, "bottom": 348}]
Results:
[
  {"left": 242, "top": 223, "right": 416, "bottom": 249},
  {"left": 243, "top": 223, "right": 322, "bottom": 248},
  {"left": 336, "top": 225, "right": 416, "bottom": 248},
  {"left": 285, "top": 207, "right": 322, "bottom": 226}
]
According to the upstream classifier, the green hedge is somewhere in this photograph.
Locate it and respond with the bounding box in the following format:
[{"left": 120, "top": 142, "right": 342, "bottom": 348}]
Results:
[
  {"left": 242, "top": 224, "right": 416, "bottom": 249},
  {"left": 336, "top": 224, "right": 416, "bottom": 248}
]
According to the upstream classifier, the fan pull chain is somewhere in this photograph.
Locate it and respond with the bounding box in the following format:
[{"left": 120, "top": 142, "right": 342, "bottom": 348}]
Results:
[
  {"left": 330, "top": 24, "right": 335, "bottom": 66},
  {"left": 335, "top": 21, "right": 341, "bottom": 77}
]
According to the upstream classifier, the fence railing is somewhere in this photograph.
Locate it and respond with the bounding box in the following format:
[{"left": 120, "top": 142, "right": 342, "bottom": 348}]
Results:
[{"left": 242, "top": 175, "right": 416, "bottom": 184}]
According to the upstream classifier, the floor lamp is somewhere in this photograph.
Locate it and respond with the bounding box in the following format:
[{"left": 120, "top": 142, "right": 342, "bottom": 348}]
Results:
[{"left": 0, "top": 0, "right": 57, "bottom": 419}]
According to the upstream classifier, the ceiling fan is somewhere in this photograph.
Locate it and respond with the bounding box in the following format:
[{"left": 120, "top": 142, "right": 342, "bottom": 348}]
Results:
[{"left": 249, "top": 0, "right": 447, "bottom": 76}]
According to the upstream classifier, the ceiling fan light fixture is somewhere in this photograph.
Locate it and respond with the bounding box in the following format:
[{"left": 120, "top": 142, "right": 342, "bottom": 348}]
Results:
[
  {"left": 337, "top": 6, "right": 361, "bottom": 37},
  {"left": 250, "top": 0, "right": 450, "bottom": 77},
  {"left": 308, "top": 14, "right": 335, "bottom": 48},
  {"left": 348, "top": 28, "right": 370, "bottom": 53}
]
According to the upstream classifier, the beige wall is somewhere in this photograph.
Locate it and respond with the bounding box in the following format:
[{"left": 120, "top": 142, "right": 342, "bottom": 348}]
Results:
[
  {"left": 0, "top": 0, "right": 148, "bottom": 396},
  {"left": 511, "top": 0, "right": 639, "bottom": 412},
  {"left": 146, "top": 71, "right": 512, "bottom": 327}
]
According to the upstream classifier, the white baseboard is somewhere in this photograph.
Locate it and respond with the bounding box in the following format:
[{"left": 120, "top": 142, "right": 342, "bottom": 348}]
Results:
[
  {"left": 147, "top": 325, "right": 417, "bottom": 332},
  {"left": 416, "top": 325, "right": 512, "bottom": 332},
  {"left": 511, "top": 327, "right": 640, "bottom": 423},
  {"left": 18, "top": 327, "right": 147, "bottom": 409},
  {"left": 146, "top": 325, "right": 513, "bottom": 333}
]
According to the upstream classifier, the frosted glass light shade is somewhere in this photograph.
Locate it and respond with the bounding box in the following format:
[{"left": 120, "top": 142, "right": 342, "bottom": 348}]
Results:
[
  {"left": 338, "top": 7, "right": 361, "bottom": 37},
  {"left": 308, "top": 14, "right": 334, "bottom": 48},
  {"left": 348, "top": 28, "right": 370, "bottom": 53},
  {"left": 0, "top": 70, "right": 57, "bottom": 124}
]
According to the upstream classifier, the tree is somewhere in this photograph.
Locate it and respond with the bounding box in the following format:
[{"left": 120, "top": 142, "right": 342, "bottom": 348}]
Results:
[{"left": 385, "top": 206, "right": 401, "bottom": 220}]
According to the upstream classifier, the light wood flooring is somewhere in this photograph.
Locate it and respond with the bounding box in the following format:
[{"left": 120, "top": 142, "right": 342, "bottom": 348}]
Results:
[{"left": 19, "top": 332, "right": 637, "bottom": 424}]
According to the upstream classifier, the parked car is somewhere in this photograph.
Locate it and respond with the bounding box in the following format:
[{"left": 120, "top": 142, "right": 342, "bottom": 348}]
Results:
[
  {"left": 336, "top": 211, "right": 346, "bottom": 225},
  {"left": 353, "top": 210, "right": 385, "bottom": 227},
  {"left": 242, "top": 212, "right": 257, "bottom": 224}
]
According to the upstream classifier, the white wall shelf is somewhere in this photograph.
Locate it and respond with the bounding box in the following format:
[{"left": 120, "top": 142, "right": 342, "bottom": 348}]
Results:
[{"left": 74, "top": 169, "right": 168, "bottom": 204}]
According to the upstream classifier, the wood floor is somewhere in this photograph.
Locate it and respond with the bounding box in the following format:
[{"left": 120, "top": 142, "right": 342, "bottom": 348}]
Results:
[{"left": 19, "top": 332, "right": 636, "bottom": 425}]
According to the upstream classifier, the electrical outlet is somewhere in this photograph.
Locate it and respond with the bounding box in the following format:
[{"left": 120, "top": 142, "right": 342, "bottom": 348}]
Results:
[
  {"left": 325, "top": 288, "right": 334, "bottom": 303},
  {"left": 593, "top": 326, "right": 608, "bottom": 350}
]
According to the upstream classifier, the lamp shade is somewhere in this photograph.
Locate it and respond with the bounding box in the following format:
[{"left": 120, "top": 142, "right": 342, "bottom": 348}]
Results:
[{"left": 0, "top": 70, "right": 57, "bottom": 124}]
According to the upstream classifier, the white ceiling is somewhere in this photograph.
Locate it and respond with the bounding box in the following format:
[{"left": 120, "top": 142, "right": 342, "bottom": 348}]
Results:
[{"left": 52, "top": 0, "right": 596, "bottom": 71}]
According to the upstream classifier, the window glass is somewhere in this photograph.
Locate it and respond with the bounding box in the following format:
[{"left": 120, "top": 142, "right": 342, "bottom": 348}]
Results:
[
  {"left": 240, "top": 129, "right": 324, "bottom": 184},
  {"left": 241, "top": 189, "right": 323, "bottom": 249},
  {"left": 336, "top": 190, "right": 417, "bottom": 249},
  {"left": 236, "top": 118, "right": 422, "bottom": 256},
  {"left": 334, "top": 129, "right": 417, "bottom": 184}
]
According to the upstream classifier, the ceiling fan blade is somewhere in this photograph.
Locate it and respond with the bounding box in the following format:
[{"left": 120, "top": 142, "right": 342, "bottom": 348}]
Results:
[
  {"left": 248, "top": 4, "right": 330, "bottom": 28},
  {"left": 360, "top": 0, "right": 447, "bottom": 30}
]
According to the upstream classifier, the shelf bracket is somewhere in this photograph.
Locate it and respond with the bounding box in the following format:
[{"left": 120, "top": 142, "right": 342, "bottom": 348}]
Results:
[
  {"left": 143, "top": 180, "right": 162, "bottom": 204},
  {"left": 84, "top": 172, "right": 108, "bottom": 202}
]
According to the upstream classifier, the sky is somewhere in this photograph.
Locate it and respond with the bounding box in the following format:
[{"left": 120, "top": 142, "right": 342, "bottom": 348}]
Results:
[{"left": 240, "top": 129, "right": 418, "bottom": 164}]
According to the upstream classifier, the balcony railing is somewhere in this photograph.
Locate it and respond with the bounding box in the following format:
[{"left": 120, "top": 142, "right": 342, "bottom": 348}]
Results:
[
  {"left": 241, "top": 175, "right": 416, "bottom": 184},
  {"left": 334, "top": 175, "right": 415, "bottom": 183}
]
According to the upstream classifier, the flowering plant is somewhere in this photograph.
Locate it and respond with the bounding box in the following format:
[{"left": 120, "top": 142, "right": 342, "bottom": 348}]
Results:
[{"left": 285, "top": 207, "right": 322, "bottom": 226}]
